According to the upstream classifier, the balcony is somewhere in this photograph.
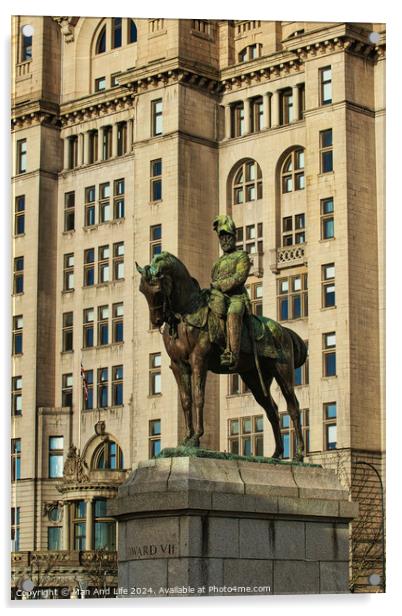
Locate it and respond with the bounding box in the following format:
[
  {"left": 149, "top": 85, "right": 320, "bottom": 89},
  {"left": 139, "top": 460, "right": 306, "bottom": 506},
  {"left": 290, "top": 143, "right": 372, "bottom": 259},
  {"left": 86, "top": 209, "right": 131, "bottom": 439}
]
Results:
[
  {"left": 270, "top": 244, "right": 307, "bottom": 273},
  {"left": 16, "top": 61, "right": 31, "bottom": 80}
]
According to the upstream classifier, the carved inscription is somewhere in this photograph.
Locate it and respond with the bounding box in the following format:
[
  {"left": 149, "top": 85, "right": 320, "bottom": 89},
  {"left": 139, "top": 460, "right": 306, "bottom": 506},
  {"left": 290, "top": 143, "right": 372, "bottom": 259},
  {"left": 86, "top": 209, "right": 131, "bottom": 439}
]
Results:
[{"left": 127, "top": 543, "right": 177, "bottom": 559}]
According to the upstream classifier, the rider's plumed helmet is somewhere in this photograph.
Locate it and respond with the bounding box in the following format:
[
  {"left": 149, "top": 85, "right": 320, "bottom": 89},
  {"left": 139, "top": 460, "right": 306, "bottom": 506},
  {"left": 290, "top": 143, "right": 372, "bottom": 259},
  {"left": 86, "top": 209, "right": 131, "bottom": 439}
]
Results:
[{"left": 212, "top": 214, "right": 236, "bottom": 237}]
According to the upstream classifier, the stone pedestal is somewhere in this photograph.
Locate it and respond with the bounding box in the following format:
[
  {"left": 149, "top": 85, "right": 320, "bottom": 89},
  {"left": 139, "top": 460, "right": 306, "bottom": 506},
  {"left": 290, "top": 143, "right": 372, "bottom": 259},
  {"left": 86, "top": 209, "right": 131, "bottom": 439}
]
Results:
[{"left": 109, "top": 456, "right": 357, "bottom": 597}]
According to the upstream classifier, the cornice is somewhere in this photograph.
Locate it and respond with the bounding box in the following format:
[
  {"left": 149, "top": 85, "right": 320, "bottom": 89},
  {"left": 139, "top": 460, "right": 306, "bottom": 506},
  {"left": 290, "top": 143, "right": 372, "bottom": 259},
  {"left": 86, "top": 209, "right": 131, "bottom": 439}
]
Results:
[
  {"left": 11, "top": 100, "right": 60, "bottom": 130},
  {"left": 59, "top": 90, "right": 135, "bottom": 128}
]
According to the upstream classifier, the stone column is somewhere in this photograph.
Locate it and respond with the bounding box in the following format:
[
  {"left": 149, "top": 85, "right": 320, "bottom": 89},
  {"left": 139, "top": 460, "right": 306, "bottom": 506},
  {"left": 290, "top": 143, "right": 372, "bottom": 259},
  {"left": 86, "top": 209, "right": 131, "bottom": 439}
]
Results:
[
  {"left": 63, "top": 137, "right": 70, "bottom": 170},
  {"left": 77, "top": 133, "right": 84, "bottom": 166},
  {"left": 264, "top": 92, "right": 271, "bottom": 129},
  {"left": 225, "top": 104, "right": 232, "bottom": 139},
  {"left": 85, "top": 499, "right": 93, "bottom": 551},
  {"left": 292, "top": 84, "right": 300, "bottom": 121},
  {"left": 98, "top": 127, "right": 103, "bottom": 162},
  {"left": 129, "top": 119, "right": 134, "bottom": 150},
  {"left": 112, "top": 123, "right": 119, "bottom": 157},
  {"left": 83, "top": 131, "right": 90, "bottom": 165},
  {"left": 244, "top": 97, "right": 252, "bottom": 134},
  {"left": 271, "top": 90, "right": 280, "bottom": 127},
  {"left": 63, "top": 502, "right": 70, "bottom": 550}
]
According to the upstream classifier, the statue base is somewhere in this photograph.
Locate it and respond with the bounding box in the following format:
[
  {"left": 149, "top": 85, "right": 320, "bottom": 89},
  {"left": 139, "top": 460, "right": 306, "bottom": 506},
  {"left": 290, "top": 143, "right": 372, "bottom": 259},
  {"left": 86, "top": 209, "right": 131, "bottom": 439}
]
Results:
[{"left": 109, "top": 455, "right": 357, "bottom": 597}]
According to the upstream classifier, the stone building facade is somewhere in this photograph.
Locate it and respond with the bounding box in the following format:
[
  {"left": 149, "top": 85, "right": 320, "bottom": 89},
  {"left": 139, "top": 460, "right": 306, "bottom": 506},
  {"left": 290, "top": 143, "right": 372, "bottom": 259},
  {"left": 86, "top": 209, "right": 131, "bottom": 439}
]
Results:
[{"left": 11, "top": 16, "right": 385, "bottom": 596}]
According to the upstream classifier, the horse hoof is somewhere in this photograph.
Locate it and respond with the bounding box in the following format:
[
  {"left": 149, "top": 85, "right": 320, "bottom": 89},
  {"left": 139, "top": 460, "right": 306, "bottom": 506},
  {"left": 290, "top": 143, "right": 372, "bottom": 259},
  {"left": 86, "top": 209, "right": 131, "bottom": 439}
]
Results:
[
  {"left": 272, "top": 450, "right": 283, "bottom": 460},
  {"left": 181, "top": 436, "right": 200, "bottom": 448}
]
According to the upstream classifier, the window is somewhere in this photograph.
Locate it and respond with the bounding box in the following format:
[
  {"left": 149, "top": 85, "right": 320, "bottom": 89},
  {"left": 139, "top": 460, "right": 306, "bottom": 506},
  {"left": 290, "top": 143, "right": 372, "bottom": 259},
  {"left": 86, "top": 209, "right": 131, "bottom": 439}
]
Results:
[
  {"left": 12, "top": 376, "right": 22, "bottom": 416},
  {"left": 282, "top": 213, "right": 306, "bottom": 245},
  {"left": 95, "top": 76, "right": 106, "bottom": 92},
  {"left": 192, "top": 20, "right": 212, "bottom": 36},
  {"left": 11, "top": 507, "right": 21, "bottom": 551},
  {"left": 128, "top": 19, "right": 137, "bottom": 43},
  {"left": 112, "top": 17, "right": 122, "bottom": 48},
  {"left": 299, "top": 83, "right": 305, "bottom": 118},
  {"left": 64, "top": 191, "right": 75, "bottom": 231},
  {"left": 324, "top": 402, "right": 337, "bottom": 450},
  {"left": 111, "top": 72, "right": 121, "bottom": 87},
  {"left": 63, "top": 253, "right": 74, "bottom": 291},
  {"left": 246, "top": 282, "right": 263, "bottom": 316},
  {"left": 98, "top": 306, "right": 109, "bottom": 346},
  {"left": 150, "top": 159, "right": 162, "bottom": 201},
  {"left": 73, "top": 501, "right": 86, "bottom": 550},
  {"left": 236, "top": 223, "right": 263, "bottom": 255},
  {"left": 112, "top": 365, "right": 123, "bottom": 405},
  {"left": 149, "top": 353, "right": 162, "bottom": 395},
  {"left": 97, "top": 368, "right": 109, "bottom": 407},
  {"left": 281, "top": 149, "right": 305, "bottom": 193},
  {"left": 150, "top": 225, "right": 162, "bottom": 259},
  {"left": 96, "top": 24, "right": 106, "bottom": 54},
  {"left": 321, "top": 197, "right": 334, "bottom": 239},
  {"left": 15, "top": 196, "right": 25, "bottom": 235},
  {"left": 238, "top": 44, "right": 262, "bottom": 63},
  {"left": 320, "top": 129, "right": 333, "bottom": 173},
  {"left": 102, "top": 126, "right": 112, "bottom": 160},
  {"left": 233, "top": 160, "right": 263, "bottom": 204},
  {"left": 67, "top": 136, "right": 78, "bottom": 169},
  {"left": 320, "top": 67, "right": 332, "bottom": 105},
  {"left": 294, "top": 342, "right": 309, "bottom": 386},
  {"left": 277, "top": 274, "right": 308, "bottom": 321},
  {"left": 83, "top": 369, "right": 94, "bottom": 410},
  {"left": 149, "top": 420, "right": 161, "bottom": 458},
  {"left": 84, "top": 186, "right": 96, "bottom": 226},
  {"left": 88, "top": 130, "right": 98, "bottom": 164},
  {"left": 12, "top": 315, "right": 23, "bottom": 355},
  {"left": 112, "top": 303, "right": 124, "bottom": 342},
  {"left": 113, "top": 242, "right": 124, "bottom": 280},
  {"left": 323, "top": 332, "right": 336, "bottom": 377},
  {"left": 228, "top": 416, "right": 264, "bottom": 456},
  {"left": 228, "top": 373, "right": 249, "bottom": 396},
  {"left": 62, "top": 312, "right": 73, "bottom": 352},
  {"left": 62, "top": 373, "right": 73, "bottom": 407},
  {"left": 98, "top": 245, "right": 110, "bottom": 283},
  {"left": 13, "top": 257, "right": 24, "bottom": 294},
  {"left": 48, "top": 527, "right": 62, "bottom": 550},
  {"left": 151, "top": 99, "right": 163, "bottom": 136},
  {"left": 21, "top": 27, "right": 32, "bottom": 61},
  {"left": 117, "top": 122, "right": 127, "bottom": 156},
  {"left": 250, "top": 97, "right": 264, "bottom": 133},
  {"left": 280, "top": 410, "right": 310, "bottom": 459},
  {"left": 94, "top": 441, "right": 124, "bottom": 469},
  {"left": 231, "top": 102, "right": 245, "bottom": 137},
  {"left": 16, "top": 139, "right": 27, "bottom": 174},
  {"left": 94, "top": 499, "right": 116, "bottom": 551},
  {"left": 280, "top": 89, "right": 294, "bottom": 125},
  {"left": 83, "top": 308, "right": 94, "bottom": 348},
  {"left": 83, "top": 248, "right": 95, "bottom": 286},
  {"left": 113, "top": 178, "right": 125, "bottom": 218},
  {"left": 11, "top": 439, "right": 21, "bottom": 481},
  {"left": 49, "top": 436, "right": 64, "bottom": 478},
  {"left": 99, "top": 182, "right": 111, "bottom": 223},
  {"left": 322, "top": 263, "right": 336, "bottom": 308}
]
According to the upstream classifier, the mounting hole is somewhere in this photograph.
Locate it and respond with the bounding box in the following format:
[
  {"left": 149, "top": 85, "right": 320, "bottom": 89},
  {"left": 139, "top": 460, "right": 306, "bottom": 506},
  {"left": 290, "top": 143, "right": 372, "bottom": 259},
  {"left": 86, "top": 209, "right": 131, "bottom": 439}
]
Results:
[
  {"left": 368, "top": 573, "right": 382, "bottom": 586},
  {"left": 22, "top": 24, "right": 34, "bottom": 37},
  {"left": 368, "top": 31, "right": 380, "bottom": 44}
]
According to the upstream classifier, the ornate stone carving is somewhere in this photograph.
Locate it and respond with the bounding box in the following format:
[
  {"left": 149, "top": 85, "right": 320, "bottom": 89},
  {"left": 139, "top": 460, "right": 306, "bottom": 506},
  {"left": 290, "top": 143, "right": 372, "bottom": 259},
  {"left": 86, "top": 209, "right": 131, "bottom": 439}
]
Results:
[
  {"left": 62, "top": 445, "right": 89, "bottom": 483},
  {"left": 52, "top": 17, "right": 78, "bottom": 43}
]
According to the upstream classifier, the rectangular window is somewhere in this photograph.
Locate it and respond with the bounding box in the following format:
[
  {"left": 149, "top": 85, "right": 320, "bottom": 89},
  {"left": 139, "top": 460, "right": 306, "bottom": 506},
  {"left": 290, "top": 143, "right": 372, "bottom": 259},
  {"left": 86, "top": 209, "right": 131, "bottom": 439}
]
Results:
[
  {"left": 73, "top": 501, "right": 86, "bottom": 550},
  {"left": 99, "top": 182, "right": 111, "bottom": 223},
  {"left": 113, "top": 178, "right": 125, "bottom": 219},
  {"left": 231, "top": 102, "right": 245, "bottom": 137},
  {"left": 149, "top": 419, "right": 161, "bottom": 458},
  {"left": 277, "top": 274, "right": 308, "bottom": 321},
  {"left": 320, "top": 66, "right": 332, "bottom": 105},
  {"left": 49, "top": 436, "right": 64, "bottom": 478},
  {"left": 83, "top": 308, "right": 94, "bottom": 348},
  {"left": 321, "top": 197, "right": 335, "bottom": 239},
  {"left": 150, "top": 159, "right": 162, "bottom": 202},
  {"left": 64, "top": 191, "right": 75, "bottom": 231},
  {"left": 62, "top": 373, "right": 73, "bottom": 407},
  {"left": 12, "top": 438, "right": 21, "bottom": 481},
  {"left": 113, "top": 242, "right": 124, "bottom": 280},
  {"left": 12, "top": 315, "right": 23, "bottom": 355},
  {"left": 84, "top": 186, "right": 96, "bottom": 226},
  {"left": 88, "top": 130, "right": 98, "bottom": 164},
  {"left": 281, "top": 89, "right": 293, "bottom": 125},
  {"left": 68, "top": 136, "right": 78, "bottom": 169},
  {"left": 117, "top": 122, "right": 127, "bottom": 156},
  {"left": 48, "top": 527, "right": 62, "bottom": 550},
  {"left": 324, "top": 402, "right": 337, "bottom": 449},
  {"left": 322, "top": 263, "right": 336, "bottom": 308},
  {"left": 102, "top": 126, "right": 112, "bottom": 160},
  {"left": 112, "top": 17, "right": 122, "bottom": 48},
  {"left": 250, "top": 97, "right": 264, "bottom": 133},
  {"left": 227, "top": 415, "right": 264, "bottom": 456},
  {"left": 112, "top": 365, "right": 123, "bottom": 405},
  {"left": 83, "top": 368, "right": 93, "bottom": 410},
  {"left": 97, "top": 367, "right": 108, "bottom": 408},
  {"left": 280, "top": 410, "right": 310, "bottom": 459},
  {"left": 246, "top": 282, "right": 263, "bottom": 316},
  {"left": 83, "top": 248, "right": 95, "bottom": 287},
  {"left": 12, "top": 376, "right": 23, "bottom": 416},
  {"left": 323, "top": 332, "right": 336, "bottom": 377},
  {"left": 282, "top": 213, "right": 306, "bottom": 246},
  {"left": 149, "top": 353, "right": 162, "bottom": 395},
  {"left": 95, "top": 76, "right": 106, "bottom": 91},
  {"left": 11, "top": 507, "right": 21, "bottom": 551},
  {"left": 320, "top": 129, "right": 333, "bottom": 173},
  {"left": 94, "top": 498, "right": 116, "bottom": 550},
  {"left": 151, "top": 99, "right": 163, "bottom": 136},
  {"left": 21, "top": 30, "right": 32, "bottom": 61},
  {"left": 294, "top": 341, "right": 309, "bottom": 386},
  {"left": 98, "top": 305, "right": 109, "bottom": 346},
  {"left": 228, "top": 373, "right": 249, "bottom": 396},
  {"left": 98, "top": 245, "right": 110, "bottom": 283},
  {"left": 62, "top": 312, "right": 73, "bottom": 352},
  {"left": 16, "top": 139, "right": 27, "bottom": 174},
  {"left": 63, "top": 253, "right": 74, "bottom": 291},
  {"left": 150, "top": 224, "right": 162, "bottom": 259},
  {"left": 112, "top": 302, "right": 124, "bottom": 343},
  {"left": 15, "top": 196, "right": 25, "bottom": 235},
  {"left": 236, "top": 223, "right": 263, "bottom": 255},
  {"left": 13, "top": 256, "right": 24, "bottom": 294},
  {"left": 111, "top": 72, "right": 121, "bottom": 87}
]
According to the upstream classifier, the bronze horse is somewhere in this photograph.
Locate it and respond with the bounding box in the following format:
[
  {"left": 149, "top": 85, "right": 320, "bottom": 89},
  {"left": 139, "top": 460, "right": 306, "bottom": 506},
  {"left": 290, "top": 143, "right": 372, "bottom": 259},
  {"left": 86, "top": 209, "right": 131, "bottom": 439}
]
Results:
[{"left": 136, "top": 252, "right": 307, "bottom": 461}]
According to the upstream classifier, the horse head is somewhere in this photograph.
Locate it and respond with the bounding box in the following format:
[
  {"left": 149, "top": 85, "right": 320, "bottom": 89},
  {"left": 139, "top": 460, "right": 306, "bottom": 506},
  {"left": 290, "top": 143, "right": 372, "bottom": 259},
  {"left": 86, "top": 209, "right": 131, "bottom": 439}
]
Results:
[{"left": 136, "top": 254, "right": 174, "bottom": 328}]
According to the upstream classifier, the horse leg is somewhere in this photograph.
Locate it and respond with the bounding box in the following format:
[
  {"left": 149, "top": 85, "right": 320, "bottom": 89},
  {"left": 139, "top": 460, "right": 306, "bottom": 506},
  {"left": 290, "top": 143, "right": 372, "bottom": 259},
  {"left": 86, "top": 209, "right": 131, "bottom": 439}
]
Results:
[
  {"left": 240, "top": 369, "right": 283, "bottom": 459},
  {"left": 189, "top": 339, "right": 210, "bottom": 448},
  {"left": 274, "top": 361, "right": 304, "bottom": 462},
  {"left": 169, "top": 360, "right": 194, "bottom": 445}
]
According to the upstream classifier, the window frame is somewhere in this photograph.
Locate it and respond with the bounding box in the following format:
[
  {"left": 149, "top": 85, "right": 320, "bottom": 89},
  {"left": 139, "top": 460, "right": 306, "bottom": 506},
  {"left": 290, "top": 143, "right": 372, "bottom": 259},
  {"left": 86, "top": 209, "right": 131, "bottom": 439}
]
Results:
[
  {"left": 16, "top": 139, "right": 27, "bottom": 174},
  {"left": 150, "top": 159, "right": 162, "bottom": 202},
  {"left": 320, "top": 129, "right": 333, "bottom": 173},
  {"left": 277, "top": 274, "right": 308, "bottom": 322},
  {"left": 320, "top": 66, "right": 332, "bottom": 105},
  {"left": 323, "top": 402, "right": 337, "bottom": 450},
  {"left": 149, "top": 353, "right": 162, "bottom": 396},
  {"left": 62, "top": 311, "right": 73, "bottom": 352},
  {"left": 322, "top": 332, "right": 337, "bottom": 377},
  {"left": 151, "top": 99, "right": 163, "bottom": 137},
  {"left": 149, "top": 419, "right": 161, "bottom": 458},
  {"left": 227, "top": 415, "right": 264, "bottom": 456}
]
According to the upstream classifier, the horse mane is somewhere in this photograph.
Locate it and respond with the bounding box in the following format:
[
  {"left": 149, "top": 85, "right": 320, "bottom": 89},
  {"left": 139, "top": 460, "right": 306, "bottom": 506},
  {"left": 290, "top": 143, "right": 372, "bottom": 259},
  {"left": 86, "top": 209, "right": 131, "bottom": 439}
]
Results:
[{"left": 150, "top": 251, "right": 198, "bottom": 286}]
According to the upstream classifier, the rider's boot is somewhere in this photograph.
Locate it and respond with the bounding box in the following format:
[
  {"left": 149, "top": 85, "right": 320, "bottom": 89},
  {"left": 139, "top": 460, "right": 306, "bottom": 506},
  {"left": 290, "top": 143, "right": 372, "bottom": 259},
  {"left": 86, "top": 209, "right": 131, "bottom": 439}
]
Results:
[{"left": 220, "top": 313, "right": 242, "bottom": 371}]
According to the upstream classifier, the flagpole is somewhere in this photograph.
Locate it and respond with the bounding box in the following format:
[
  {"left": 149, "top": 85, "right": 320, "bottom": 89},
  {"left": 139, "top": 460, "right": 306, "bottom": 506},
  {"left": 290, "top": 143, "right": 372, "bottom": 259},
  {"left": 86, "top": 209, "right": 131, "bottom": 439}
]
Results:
[{"left": 78, "top": 359, "right": 82, "bottom": 455}]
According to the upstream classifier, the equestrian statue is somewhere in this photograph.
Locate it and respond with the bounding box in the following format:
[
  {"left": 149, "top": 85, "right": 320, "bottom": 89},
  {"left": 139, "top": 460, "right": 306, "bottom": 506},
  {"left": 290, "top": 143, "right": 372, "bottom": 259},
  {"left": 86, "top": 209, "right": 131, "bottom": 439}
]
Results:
[{"left": 136, "top": 215, "right": 307, "bottom": 461}]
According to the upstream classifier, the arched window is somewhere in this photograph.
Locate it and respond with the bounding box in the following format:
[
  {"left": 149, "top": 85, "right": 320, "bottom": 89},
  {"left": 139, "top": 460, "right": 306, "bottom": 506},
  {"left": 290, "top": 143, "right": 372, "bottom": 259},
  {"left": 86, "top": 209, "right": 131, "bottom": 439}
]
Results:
[
  {"left": 233, "top": 160, "right": 263, "bottom": 204},
  {"left": 281, "top": 149, "right": 305, "bottom": 193},
  {"left": 128, "top": 19, "right": 137, "bottom": 43},
  {"left": 95, "top": 25, "right": 106, "bottom": 54},
  {"left": 93, "top": 440, "right": 124, "bottom": 470},
  {"left": 239, "top": 43, "right": 262, "bottom": 63}
]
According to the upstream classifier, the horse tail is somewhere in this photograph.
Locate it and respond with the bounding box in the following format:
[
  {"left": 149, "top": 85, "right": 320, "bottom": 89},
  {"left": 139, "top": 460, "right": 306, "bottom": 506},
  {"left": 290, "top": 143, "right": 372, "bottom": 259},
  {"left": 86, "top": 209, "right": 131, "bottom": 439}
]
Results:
[{"left": 284, "top": 327, "right": 308, "bottom": 368}]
